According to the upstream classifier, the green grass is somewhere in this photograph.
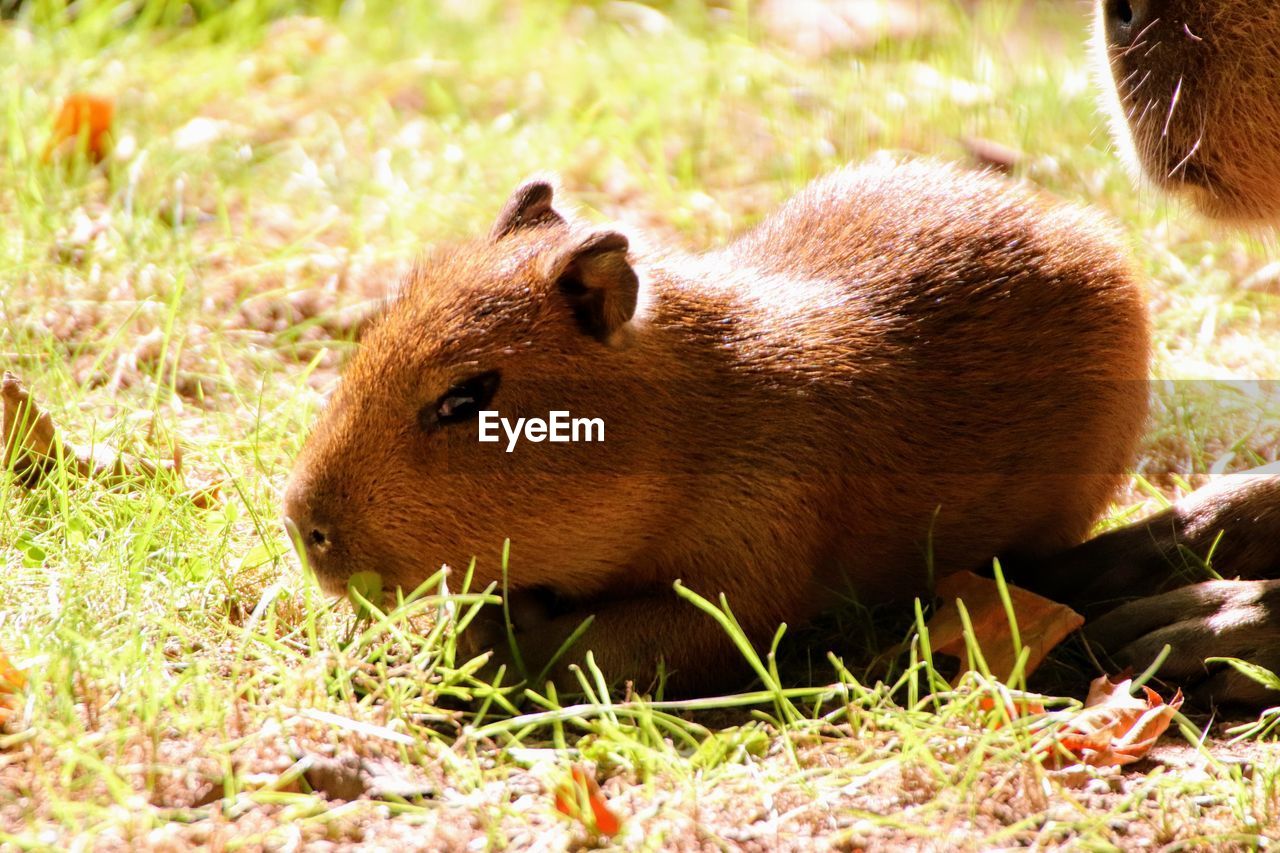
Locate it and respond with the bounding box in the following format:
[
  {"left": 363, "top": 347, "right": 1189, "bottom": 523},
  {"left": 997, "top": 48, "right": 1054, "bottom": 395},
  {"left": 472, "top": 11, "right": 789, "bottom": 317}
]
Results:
[{"left": 2, "top": 0, "right": 1280, "bottom": 847}]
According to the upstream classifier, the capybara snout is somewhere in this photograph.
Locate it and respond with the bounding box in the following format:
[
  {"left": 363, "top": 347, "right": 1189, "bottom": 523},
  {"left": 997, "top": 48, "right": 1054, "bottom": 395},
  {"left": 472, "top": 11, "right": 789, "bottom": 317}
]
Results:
[
  {"left": 1095, "top": 0, "right": 1280, "bottom": 221},
  {"left": 283, "top": 470, "right": 344, "bottom": 594}
]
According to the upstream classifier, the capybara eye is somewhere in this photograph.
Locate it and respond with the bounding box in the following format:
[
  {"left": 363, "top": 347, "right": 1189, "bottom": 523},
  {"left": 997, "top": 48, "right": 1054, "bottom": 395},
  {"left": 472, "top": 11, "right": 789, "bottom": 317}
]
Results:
[{"left": 418, "top": 370, "right": 502, "bottom": 433}]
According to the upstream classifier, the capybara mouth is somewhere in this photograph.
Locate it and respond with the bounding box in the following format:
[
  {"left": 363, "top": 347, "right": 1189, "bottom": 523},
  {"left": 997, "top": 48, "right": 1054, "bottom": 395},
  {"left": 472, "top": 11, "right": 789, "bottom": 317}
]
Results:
[
  {"left": 283, "top": 515, "right": 354, "bottom": 597},
  {"left": 312, "top": 568, "right": 352, "bottom": 598},
  {"left": 1156, "top": 157, "right": 1218, "bottom": 194}
]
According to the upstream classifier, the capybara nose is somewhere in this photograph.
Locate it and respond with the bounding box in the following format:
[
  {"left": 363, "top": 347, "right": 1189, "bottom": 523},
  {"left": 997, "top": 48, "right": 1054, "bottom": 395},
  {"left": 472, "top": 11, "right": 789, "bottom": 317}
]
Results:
[
  {"left": 1104, "top": 0, "right": 1150, "bottom": 46},
  {"left": 301, "top": 521, "right": 331, "bottom": 556},
  {"left": 282, "top": 511, "right": 319, "bottom": 561},
  {"left": 282, "top": 482, "right": 332, "bottom": 570}
]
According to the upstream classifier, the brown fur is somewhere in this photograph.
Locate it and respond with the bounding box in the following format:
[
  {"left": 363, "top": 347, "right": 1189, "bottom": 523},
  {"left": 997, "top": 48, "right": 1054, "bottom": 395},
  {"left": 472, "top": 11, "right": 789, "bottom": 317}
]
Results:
[
  {"left": 285, "top": 159, "right": 1150, "bottom": 694},
  {"left": 1095, "top": 0, "right": 1280, "bottom": 222}
]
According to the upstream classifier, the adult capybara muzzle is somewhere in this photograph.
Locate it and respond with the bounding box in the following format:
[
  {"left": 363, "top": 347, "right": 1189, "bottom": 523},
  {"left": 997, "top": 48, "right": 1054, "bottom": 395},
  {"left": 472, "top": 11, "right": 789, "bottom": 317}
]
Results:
[{"left": 1095, "top": 0, "right": 1280, "bottom": 221}]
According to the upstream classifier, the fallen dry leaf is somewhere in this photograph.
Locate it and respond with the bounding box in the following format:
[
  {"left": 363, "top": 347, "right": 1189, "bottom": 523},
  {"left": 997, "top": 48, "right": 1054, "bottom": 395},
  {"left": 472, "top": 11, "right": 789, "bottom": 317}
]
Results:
[
  {"left": 758, "top": 0, "right": 936, "bottom": 57},
  {"left": 1036, "top": 675, "right": 1184, "bottom": 768},
  {"left": 2, "top": 372, "right": 60, "bottom": 484},
  {"left": 1, "top": 372, "right": 218, "bottom": 505},
  {"left": 970, "top": 673, "right": 1183, "bottom": 769},
  {"left": 554, "top": 765, "right": 623, "bottom": 837},
  {"left": 302, "top": 754, "right": 435, "bottom": 801},
  {"left": 43, "top": 93, "right": 115, "bottom": 162},
  {"left": 186, "top": 482, "right": 223, "bottom": 510},
  {"left": 0, "top": 651, "right": 27, "bottom": 726},
  {"left": 961, "top": 135, "right": 1025, "bottom": 174},
  {"left": 266, "top": 15, "right": 348, "bottom": 57},
  {"left": 927, "top": 570, "right": 1084, "bottom": 683}
]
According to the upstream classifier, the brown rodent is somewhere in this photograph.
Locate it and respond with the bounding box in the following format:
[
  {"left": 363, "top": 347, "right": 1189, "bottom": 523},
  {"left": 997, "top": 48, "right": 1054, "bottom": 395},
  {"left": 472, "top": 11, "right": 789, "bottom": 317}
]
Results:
[
  {"left": 1046, "top": 0, "right": 1280, "bottom": 706},
  {"left": 284, "top": 159, "right": 1150, "bottom": 695},
  {"left": 1094, "top": 0, "right": 1280, "bottom": 222}
]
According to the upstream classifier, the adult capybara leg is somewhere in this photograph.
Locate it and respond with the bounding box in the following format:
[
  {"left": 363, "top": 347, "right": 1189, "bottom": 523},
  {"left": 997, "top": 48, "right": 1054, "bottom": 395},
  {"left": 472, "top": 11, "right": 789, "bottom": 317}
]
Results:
[
  {"left": 1086, "top": 580, "right": 1280, "bottom": 707},
  {"left": 1023, "top": 463, "right": 1280, "bottom": 705},
  {"left": 473, "top": 580, "right": 815, "bottom": 697},
  {"left": 1023, "top": 463, "right": 1280, "bottom": 617}
]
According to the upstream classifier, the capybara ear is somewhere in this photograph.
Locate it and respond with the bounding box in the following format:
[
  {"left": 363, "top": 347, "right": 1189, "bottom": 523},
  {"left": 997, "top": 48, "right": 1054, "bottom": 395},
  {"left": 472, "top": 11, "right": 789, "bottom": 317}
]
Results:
[
  {"left": 490, "top": 179, "right": 566, "bottom": 240},
  {"left": 549, "top": 230, "right": 638, "bottom": 342}
]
